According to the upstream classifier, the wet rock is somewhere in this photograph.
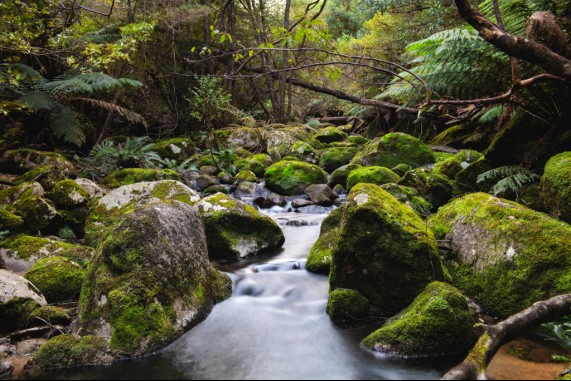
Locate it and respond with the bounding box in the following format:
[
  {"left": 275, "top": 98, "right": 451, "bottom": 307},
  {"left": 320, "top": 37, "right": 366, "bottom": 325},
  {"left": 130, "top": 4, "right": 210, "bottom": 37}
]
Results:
[
  {"left": 254, "top": 193, "right": 287, "bottom": 209},
  {"left": 327, "top": 289, "right": 369, "bottom": 324},
  {"left": 306, "top": 208, "right": 343, "bottom": 275},
  {"left": 304, "top": 184, "right": 338, "bottom": 206},
  {"left": 292, "top": 199, "right": 314, "bottom": 209},
  {"left": 234, "top": 181, "right": 270, "bottom": 200}
]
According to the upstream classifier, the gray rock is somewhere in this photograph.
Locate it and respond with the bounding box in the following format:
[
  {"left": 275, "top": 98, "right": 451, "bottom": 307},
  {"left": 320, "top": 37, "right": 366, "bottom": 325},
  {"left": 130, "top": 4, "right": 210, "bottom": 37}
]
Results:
[
  {"left": 74, "top": 178, "right": 106, "bottom": 198},
  {"left": 195, "top": 175, "right": 219, "bottom": 191},
  {"left": 16, "top": 339, "right": 47, "bottom": 356},
  {"left": 0, "top": 269, "right": 46, "bottom": 306},
  {"left": 304, "top": 184, "right": 338, "bottom": 206},
  {"left": 292, "top": 199, "right": 314, "bottom": 209},
  {"left": 200, "top": 166, "right": 219, "bottom": 176}
]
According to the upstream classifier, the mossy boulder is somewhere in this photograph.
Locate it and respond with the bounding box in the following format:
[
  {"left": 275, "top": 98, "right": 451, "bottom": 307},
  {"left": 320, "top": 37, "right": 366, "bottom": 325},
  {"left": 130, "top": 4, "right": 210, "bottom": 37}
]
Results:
[
  {"left": 0, "top": 235, "right": 93, "bottom": 273},
  {"left": 399, "top": 168, "right": 455, "bottom": 211},
  {"left": 351, "top": 133, "right": 435, "bottom": 169},
  {"left": 347, "top": 136, "right": 370, "bottom": 145},
  {"left": 430, "top": 193, "right": 571, "bottom": 318},
  {"left": 203, "top": 185, "right": 228, "bottom": 195},
  {"left": 319, "top": 147, "right": 358, "bottom": 173},
  {"left": 0, "top": 269, "right": 47, "bottom": 334},
  {"left": 33, "top": 335, "right": 111, "bottom": 369},
  {"left": 304, "top": 184, "right": 338, "bottom": 206},
  {"left": 197, "top": 194, "right": 285, "bottom": 259},
  {"left": 0, "top": 182, "right": 44, "bottom": 205},
  {"left": 265, "top": 160, "right": 327, "bottom": 196},
  {"left": 0, "top": 149, "right": 76, "bottom": 177},
  {"left": 434, "top": 157, "right": 463, "bottom": 179},
  {"left": 13, "top": 196, "right": 62, "bottom": 233},
  {"left": 455, "top": 157, "right": 493, "bottom": 192},
  {"left": 541, "top": 152, "right": 571, "bottom": 223},
  {"left": 84, "top": 180, "right": 200, "bottom": 246},
  {"left": 346, "top": 166, "right": 401, "bottom": 191},
  {"left": 265, "top": 127, "right": 313, "bottom": 159},
  {"left": 47, "top": 180, "right": 90, "bottom": 209},
  {"left": 329, "top": 184, "right": 443, "bottom": 313},
  {"left": 380, "top": 183, "right": 432, "bottom": 216},
  {"left": 25, "top": 256, "right": 85, "bottom": 303},
  {"left": 289, "top": 141, "right": 318, "bottom": 164},
  {"left": 455, "top": 150, "right": 484, "bottom": 164},
  {"left": 73, "top": 179, "right": 106, "bottom": 199},
  {"left": 79, "top": 201, "right": 231, "bottom": 356},
  {"left": 306, "top": 208, "right": 343, "bottom": 275},
  {"left": 0, "top": 207, "right": 26, "bottom": 235},
  {"left": 29, "top": 306, "right": 71, "bottom": 326},
  {"left": 234, "top": 170, "right": 257, "bottom": 183},
  {"left": 101, "top": 168, "right": 180, "bottom": 189},
  {"left": 327, "top": 289, "right": 370, "bottom": 324},
  {"left": 150, "top": 138, "right": 194, "bottom": 161},
  {"left": 214, "top": 127, "right": 265, "bottom": 152},
  {"left": 328, "top": 164, "right": 361, "bottom": 188},
  {"left": 13, "top": 165, "right": 73, "bottom": 191},
  {"left": 236, "top": 154, "right": 273, "bottom": 178},
  {"left": 313, "top": 127, "right": 348, "bottom": 144},
  {"left": 362, "top": 282, "right": 477, "bottom": 357}
]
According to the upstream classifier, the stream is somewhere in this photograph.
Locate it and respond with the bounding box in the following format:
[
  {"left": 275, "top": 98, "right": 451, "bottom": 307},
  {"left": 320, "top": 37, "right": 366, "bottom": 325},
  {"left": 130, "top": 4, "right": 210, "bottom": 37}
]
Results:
[{"left": 34, "top": 206, "right": 453, "bottom": 380}]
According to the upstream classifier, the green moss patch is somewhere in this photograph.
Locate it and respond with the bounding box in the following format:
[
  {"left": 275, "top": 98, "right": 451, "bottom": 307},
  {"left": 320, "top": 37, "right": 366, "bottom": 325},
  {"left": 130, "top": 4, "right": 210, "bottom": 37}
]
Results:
[
  {"left": 101, "top": 168, "right": 180, "bottom": 189},
  {"left": 265, "top": 160, "right": 327, "bottom": 195},
  {"left": 541, "top": 152, "right": 571, "bottom": 223},
  {"left": 319, "top": 147, "right": 358, "bottom": 173},
  {"left": 327, "top": 289, "right": 369, "bottom": 324},
  {"left": 346, "top": 166, "right": 401, "bottom": 191},
  {"left": 34, "top": 335, "right": 110, "bottom": 369},
  {"left": 25, "top": 256, "right": 85, "bottom": 303}
]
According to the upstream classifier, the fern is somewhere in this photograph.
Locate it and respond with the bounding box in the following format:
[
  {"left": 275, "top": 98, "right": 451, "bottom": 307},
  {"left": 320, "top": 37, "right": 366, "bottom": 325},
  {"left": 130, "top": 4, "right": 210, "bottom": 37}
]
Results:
[
  {"left": 41, "top": 72, "right": 143, "bottom": 96},
  {"left": 75, "top": 97, "right": 147, "bottom": 127},
  {"left": 82, "top": 23, "right": 122, "bottom": 43},
  {"left": 50, "top": 104, "right": 86, "bottom": 147},
  {"left": 477, "top": 166, "right": 540, "bottom": 198},
  {"left": 479, "top": 105, "right": 508, "bottom": 123}
]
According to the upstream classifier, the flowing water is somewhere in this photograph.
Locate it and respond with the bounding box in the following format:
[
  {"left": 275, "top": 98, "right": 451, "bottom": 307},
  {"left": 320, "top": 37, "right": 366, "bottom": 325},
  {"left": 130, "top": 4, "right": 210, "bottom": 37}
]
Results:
[{"left": 34, "top": 207, "right": 450, "bottom": 380}]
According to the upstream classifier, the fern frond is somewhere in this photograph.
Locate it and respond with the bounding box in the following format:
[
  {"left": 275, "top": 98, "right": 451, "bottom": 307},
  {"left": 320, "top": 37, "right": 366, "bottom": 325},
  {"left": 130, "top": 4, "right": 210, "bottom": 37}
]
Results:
[
  {"left": 74, "top": 97, "right": 148, "bottom": 127},
  {"left": 479, "top": 105, "right": 507, "bottom": 123},
  {"left": 50, "top": 104, "right": 86, "bottom": 147},
  {"left": 478, "top": 166, "right": 540, "bottom": 196},
  {"left": 41, "top": 72, "right": 143, "bottom": 97},
  {"left": 18, "top": 91, "right": 58, "bottom": 111}
]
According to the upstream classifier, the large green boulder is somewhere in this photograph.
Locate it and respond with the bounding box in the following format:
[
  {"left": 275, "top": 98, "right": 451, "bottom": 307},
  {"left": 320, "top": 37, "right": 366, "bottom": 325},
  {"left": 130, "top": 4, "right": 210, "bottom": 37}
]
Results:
[
  {"left": 13, "top": 196, "right": 62, "bottom": 233},
  {"left": 25, "top": 256, "right": 85, "bottom": 303},
  {"left": 34, "top": 335, "right": 112, "bottom": 369},
  {"left": 319, "top": 147, "right": 358, "bottom": 173},
  {"left": 328, "top": 184, "right": 443, "bottom": 313},
  {"left": 46, "top": 180, "right": 90, "bottom": 210},
  {"left": 306, "top": 208, "right": 343, "bottom": 275},
  {"left": 101, "top": 168, "right": 180, "bottom": 189},
  {"left": 351, "top": 133, "right": 435, "bottom": 168},
  {"left": 434, "top": 157, "right": 463, "bottom": 179},
  {"left": 399, "top": 168, "right": 455, "bottom": 211},
  {"left": 0, "top": 269, "right": 47, "bottom": 335},
  {"left": 197, "top": 194, "right": 285, "bottom": 259},
  {"left": 0, "top": 235, "right": 93, "bottom": 273},
  {"left": 150, "top": 138, "right": 194, "bottom": 161},
  {"left": 84, "top": 180, "right": 200, "bottom": 246},
  {"left": 541, "top": 152, "right": 571, "bottom": 223},
  {"left": 327, "top": 289, "right": 369, "bottom": 324},
  {"left": 362, "top": 282, "right": 477, "bottom": 357},
  {"left": 380, "top": 183, "right": 432, "bottom": 216},
  {"left": 265, "top": 160, "right": 327, "bottom": 196},
  {"left": 430, "top": 193, "right": 571, "bottom": 318},
  {"left": 236, "top": 154, "right": 273, "bottom": 178},
  {"left": 79, "top": 201, "right": 231, "bottom": 357},
  {"left": 346, "top": 166, "right": 401, "bottom": 191},
  {"left": 328, "top": 164, "right": 361, "bottom": 188}
]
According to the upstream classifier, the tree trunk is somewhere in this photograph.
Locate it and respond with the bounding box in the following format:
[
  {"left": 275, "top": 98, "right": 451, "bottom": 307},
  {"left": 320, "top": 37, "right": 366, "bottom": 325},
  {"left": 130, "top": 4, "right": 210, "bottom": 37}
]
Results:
[
  {"left": 278, "top": 0, "right": 292, "bottom": 123},
  {"left": 96, "top": 91, "right": 120, "bottom": 144}
]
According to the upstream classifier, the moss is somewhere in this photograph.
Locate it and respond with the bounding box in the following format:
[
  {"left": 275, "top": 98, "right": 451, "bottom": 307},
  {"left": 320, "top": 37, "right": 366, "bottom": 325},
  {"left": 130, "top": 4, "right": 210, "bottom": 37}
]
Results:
[
  {"left": 235, "top": 170, "right": 257, "bottom": 183},
  {"left": 0, "top": 182, "right": 44, "bottom": 205},
  {"left": 351, "top": 133, "right": 435, "bottom": 169},
  {"left": 398, "top": 168, "right": 455, "bottom": 211},
  {"left": 313, "top": 127, "right": 348, "bottom": 144},
  {"left": 541, "top": 152, "right": 571, "bottom": 223},
  {"left": 346, "top": 166, "right": 401, "bottom": 191},
  {"left": 288, "top": 141, "right": 318, "bottom": 163},
  {"left": 0, "top": 297, "right": 40, "bottom": 334},
  {"left": 29, "top": 306, "right": 71, "bottom": 326},
  {"left": 265, "top": 160, "right": 328, "bottom": 195},
  {"left": 429, "top": 192, "right": 571, "bottom": 318},
  {"left": 329, "top": 184, "right": 443, "bottom": 313},
  {"left": 328, "top": 164, "right": 361, "bottom": 188},
  {"left": 102, "top": 168, "right": 180, "bottom": 189},
  {"left": 47, "top": 180, "right": 89, "bottom": 209},
  {"left": 235, "top": 154, "right": 273, "bottom": 177},
  {"left": 0, "top": 235, "right": 93, "bottom": 267},
  {"left": 0, "top": 149, "right": 76, "bottom": 177},
  {"left": 432, "top": 125, "right": 466, "bottom": 146},
  {"left": 25, "top": 256, "right": 85, "bottom": 303},
  {"left": 434, "top": 152, "right": 455, "bottom": 162},
  {"left": 203, "top": 185, "right": 228, "bottom": 195},
  {"left": 150, "top": 138, "right": 194, "bottom": 160},
  {"left": 434, "top": 157, "right": 463, "bottom": 179},
  {"left": 391, "top": 164, "right": 411, "bottom": 177},
  {"left": 13, "top": 165, "right": 65, "bottom": 191},
  {"left": 319, "top": 147, "right": 358, "bottom": 172},
  {"left": 455, "top": 157, "right": 493, "bottom": 193},
  {"left": 33, "top": 335, "right": 109, "bottom": 369},
  {"left": 327, "top": 289, "right": 369, "bottom": 324},
  {"left": 347, "top": 136, "right": 370, "bottom": 145},
  {"left": 455, "top": 150, "right": 484, "bottom": 164},
  {"left": 362, "top": 282, "right": 477, "bottom": 357},
  {"left": 13, "top": 196, "right": 62, "bottom": 233},
  {"left": 306, "top": 208, "right": 343, "bottom": 274},
  {"left": 380, "top": 183, "right": 432, "bottom": 216},
  {"left": 0, "top": 207, "right": 26, "bottom": 234}
]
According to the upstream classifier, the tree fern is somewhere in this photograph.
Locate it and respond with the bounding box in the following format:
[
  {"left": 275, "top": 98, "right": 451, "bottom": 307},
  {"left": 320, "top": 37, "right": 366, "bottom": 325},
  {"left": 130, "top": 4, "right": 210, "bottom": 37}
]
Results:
[
  {"left": 41, "top": 72, "right": 143, "bottom": 96},
  {"left": 50, "top": 104, "right": 86, "bottom": 147},
  {"left": 477, "top": 166, "right": 540, "bottom": 198}
]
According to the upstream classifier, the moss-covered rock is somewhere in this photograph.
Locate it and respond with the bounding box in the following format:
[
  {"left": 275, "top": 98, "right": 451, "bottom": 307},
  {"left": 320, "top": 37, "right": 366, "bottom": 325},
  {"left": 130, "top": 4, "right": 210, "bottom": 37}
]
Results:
[
  {"left": 25, "top": 256, "right": 85, "bottom": 303},
  {"left": 0, "top": 149, "right": 76, "bottom": 177},
  {"left": 328, "top": 164, "right": 361, "bottom": 188},
  {"left": 455, "top": 157, "right": 493, "bottom": 192},
  {"left": 399, "top": 168, "right": 455, "bottom": 211},
  {"left": 101, "top": 168, "right": 180, "bottom": 189},
  {"left": 203, "top": 185, "right": 228, "bottom": 195},
  {"left": 73, "top": 179, "right": 106, "bottom": 199},
  {"left": 327, "top": 289, "right": 370, "bottom": 324},
  {"left": 347, "top": 136, "right": 370, "bottom": 146},
  {"left": 84, "top": 180, "right": 200, "bottom": 246},
  {"left": 346, "top": 166, "right": 401, "bottom": 191},
  {"left": 33, "top": 335, "right": 111, "bottom": 369},
  {"left": 29, "top": 306, "right": 71, "bottom": 326},
  {"left": 455, "top": 150, "right": 484, "bottom": 164},
  {"left": 0, "top": 182, "right": 44, "bottom": 205},
  {"left": 329, "top": 184, "right": 443, "bottom": 313},
  {"left": 265, "top": 160, "right": 327, "bottom": 196},
  {"left": 14, "top": 165, "right": 72, "bottom": 191},
  {"left": 150, "top": 138, "right": 194, "bottom": 161},
  {"left": 47, "top": 180, "right": 90, "bottom": 209},
  {"left": 304, "top": 184, "right": 338, "bottom": 206},
  {"left": 289, "top": 141, "right": 318, "bottom": 164},
  {"left": 195, "top": 174, "right": 219, "bottom": 191},
  {"left": 430, "top": 193, "right": 571, "bottom": 318},
  {"left": 0, "top": 269, "right": 47, "bottom": 334},
  {"left": 313, "top": 127, "right": 348, "bottom": 144},
  {"left": 351, "top": 133, "right": 435, "bottom": 169},
  {"left": 236, "top": 154, "right": 273, "bottom": 178},
  {"left": 0, "top": 207, "right": 26, "bottom": 235},
  {"left": 13, "top": 196, "right": 62, "bottom": 233},
  {"left": 79, "top": 201, "right": 231, "bottom": 356},
  {"left": 362, "top": 282, "right": 476, "bottom": 357},
  {"left": 391, "top": 164, "right": 412, "bottom": 177},
  {"left": 214, "top": 127, "right": 265, "bottom": 152},
  {"left": 306, "top": 208, "right": 343, "bottom": 275},
  {"left": 319, "top": 147, "right": 358, "bottom": 173},
  {"left": 434, "top": 157, "right": 463, "bottom": 179},
  {"left": 198, "top": 194, "right": 285, "bottom": 259},
  {"left": 541, "top": 152, "right": 571, "bottom": 223},
  {"left": 432, "top": 125, "right": 468, "bottom": 147},
  {"left": 0, "top": 235, "right": 93, "bottom": 273},
  {"left": 234, "top": 170, "right": 257, "bottom": 183},
  {"left": 380, "top": 183, "right": 432, "bottom": 216}
]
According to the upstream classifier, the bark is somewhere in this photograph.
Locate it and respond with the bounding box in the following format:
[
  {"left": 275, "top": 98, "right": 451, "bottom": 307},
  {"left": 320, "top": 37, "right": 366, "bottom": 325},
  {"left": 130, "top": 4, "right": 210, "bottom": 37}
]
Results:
[
  {"left": 278, "top": 0, "right": 292, "bottom": 123},
  {"left": 96, "top": 91, "right": 120, "bottom": 145},
  {"left": 442, "top": 294, "right": 571, "bottom": 380},
  {"left": 453, "top": 0, "right": 571, "bottom": 81}
]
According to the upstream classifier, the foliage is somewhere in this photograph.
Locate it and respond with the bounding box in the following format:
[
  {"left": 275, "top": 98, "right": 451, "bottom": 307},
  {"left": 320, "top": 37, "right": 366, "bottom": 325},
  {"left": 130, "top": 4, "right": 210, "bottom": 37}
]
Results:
[
  {"left": 543, "top": 316, "right": 571, "bottom": 362},
  {"left": 158, "top": 158, "right": 199, "bottom": 173},
  {"left": 188, "top": 77, "right": 232, "bottom": 128},
  {"left": 477, "top": 166, "right": 540, "bottom": 199}
]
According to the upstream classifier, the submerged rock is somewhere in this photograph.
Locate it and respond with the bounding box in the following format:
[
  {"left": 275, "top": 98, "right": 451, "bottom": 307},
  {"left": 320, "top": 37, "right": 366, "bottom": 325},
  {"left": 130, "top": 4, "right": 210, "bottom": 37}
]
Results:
[
  {"left": 79, "top": 201, "right": 231, "bottom": 357},
  {"left": 362, "top": 282, "right": 476, "bottom": 357},
  {"left": 198, "top": 194, "right": 284, "bottom": 259},
  {"left": 265, "top": 160, "right": 327, "bottom": 196},
  {"left": 430, "top": 193, "right": 571, "bottom": 318},
  {"left": 541, "top": 152, "right": 571, "bottom": 223}
]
